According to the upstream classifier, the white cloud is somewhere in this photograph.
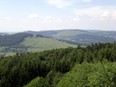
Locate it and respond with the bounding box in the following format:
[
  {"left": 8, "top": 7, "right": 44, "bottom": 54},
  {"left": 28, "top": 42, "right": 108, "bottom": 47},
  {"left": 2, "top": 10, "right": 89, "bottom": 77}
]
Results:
[
  {"left": 45, "top": 0, "right": 74, "bottom": 8},
  {"left": 28, "top": 14, "right": 39, "bottom": 19},
  {"left": 75, "top": 6, "right": 116, "bottom": 20},
  {"left": 1, "top": 5, "right": 116, "bottom": 32},
  {"left": 68, "top": 6, "right": 116, "bottom": 30}
]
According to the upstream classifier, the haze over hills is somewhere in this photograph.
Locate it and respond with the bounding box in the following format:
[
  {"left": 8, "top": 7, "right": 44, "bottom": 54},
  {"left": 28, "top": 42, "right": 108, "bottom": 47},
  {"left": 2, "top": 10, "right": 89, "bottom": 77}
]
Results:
[
  {"left": 1, "top": 29, "right": 116, "bottom": 45},
  {"left": 0, "top": 29, "right": 116, "bottom": 56},
  {"left": 25, "top": 29, "right": 116, "bottom": 45}
]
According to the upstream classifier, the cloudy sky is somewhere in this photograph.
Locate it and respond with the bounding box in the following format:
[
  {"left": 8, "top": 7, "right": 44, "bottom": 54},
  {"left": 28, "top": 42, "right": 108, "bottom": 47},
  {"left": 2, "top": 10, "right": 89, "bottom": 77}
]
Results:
[{"left": 0, "top": 0, "right": 116, "bottom": 32}]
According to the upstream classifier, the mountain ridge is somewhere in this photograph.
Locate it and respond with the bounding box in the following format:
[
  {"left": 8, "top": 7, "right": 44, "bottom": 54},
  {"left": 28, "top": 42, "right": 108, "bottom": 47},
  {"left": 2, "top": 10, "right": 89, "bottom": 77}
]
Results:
[
  {"left": 24, "top": 29, "right": 116, "bottom": 45},
  {"left": 1, "top": 29, "right": 116, "bottom": 45}
]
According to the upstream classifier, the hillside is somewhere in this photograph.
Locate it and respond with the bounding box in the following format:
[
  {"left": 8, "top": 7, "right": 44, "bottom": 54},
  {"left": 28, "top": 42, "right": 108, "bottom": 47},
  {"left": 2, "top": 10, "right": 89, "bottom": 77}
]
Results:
[
  {"left": 26, "top": 29, "right": 116, "bottom": 45},
  {"left": 21, "top": 36, "right": 76, "bottom": 52},
  {"left": 0, "top": 33, "right": 76, "bottom": 56},
  {"left": 0, "top": 29, "right": 116, "bottom": 56},
  {"left": 0, "top": 42, "right": 116, "bottom": 87}
]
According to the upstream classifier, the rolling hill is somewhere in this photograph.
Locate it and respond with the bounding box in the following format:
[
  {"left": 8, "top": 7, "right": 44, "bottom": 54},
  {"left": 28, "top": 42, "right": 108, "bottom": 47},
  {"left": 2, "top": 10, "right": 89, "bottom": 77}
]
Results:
[
  {"left": 21, "top": 36, "right": 76, "bottom": 52},
  {"left": 26, "top": 29, "right": 116, "bottom": 45},
  {"left": 0, "top": 29, "right": 116, "bottom": 56},
  {"left": 0, "top": 33, "right": 77, "bottom": 56}
]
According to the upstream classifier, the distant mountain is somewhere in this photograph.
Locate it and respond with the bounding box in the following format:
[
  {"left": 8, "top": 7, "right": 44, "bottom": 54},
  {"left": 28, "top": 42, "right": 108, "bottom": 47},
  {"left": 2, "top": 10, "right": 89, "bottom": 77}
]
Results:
[
  {"left": 26, "top": 30, "right": 57, "bottom": 36},
  {"left": 0, "top": 29, "right": 116, "bottom": 56},
  {"left": 0, "top": 33, "right": 9, "bottom": 36},
  {"left": 92, "top": 31, "right": 116, "bottom": 39},
  {"left": 25, "top": 29, "right": 116, "bottom": 45}
]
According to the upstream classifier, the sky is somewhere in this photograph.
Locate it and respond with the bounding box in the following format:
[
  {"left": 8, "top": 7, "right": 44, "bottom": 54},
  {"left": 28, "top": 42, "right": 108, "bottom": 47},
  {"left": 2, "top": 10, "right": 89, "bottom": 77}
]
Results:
[{"left": 0, "top": 0, "right": 116, "bottom": 32}]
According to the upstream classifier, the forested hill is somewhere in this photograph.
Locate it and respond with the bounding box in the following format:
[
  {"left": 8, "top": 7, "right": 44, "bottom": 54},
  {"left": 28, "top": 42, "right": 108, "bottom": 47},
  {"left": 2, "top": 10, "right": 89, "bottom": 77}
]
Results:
[
  {"left": 0, "top": 33, "right": 76, "bottom": 56},
  {"left": 0, "top": 33, "right": 33, "bottom": 46},
  {"left": 0, "top": 42, "right": 116, "bottom": 87}
]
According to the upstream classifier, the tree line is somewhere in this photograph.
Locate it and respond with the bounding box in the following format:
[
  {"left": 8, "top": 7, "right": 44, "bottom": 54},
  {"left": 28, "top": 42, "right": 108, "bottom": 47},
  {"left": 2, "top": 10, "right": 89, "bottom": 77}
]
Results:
[{"left": 0, "top": 33, "right": 33, "bottom": 46}]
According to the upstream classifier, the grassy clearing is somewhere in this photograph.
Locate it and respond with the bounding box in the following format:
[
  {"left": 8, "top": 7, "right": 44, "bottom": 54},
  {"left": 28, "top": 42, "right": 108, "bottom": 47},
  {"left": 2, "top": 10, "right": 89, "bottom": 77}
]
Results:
[{"left": 21, "top": 36, "right": 77, "bottom": 52}]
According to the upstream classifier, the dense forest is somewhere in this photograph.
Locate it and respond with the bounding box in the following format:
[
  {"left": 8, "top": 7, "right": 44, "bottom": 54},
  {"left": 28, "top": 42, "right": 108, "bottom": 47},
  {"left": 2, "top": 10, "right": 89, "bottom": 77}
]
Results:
[{"left": 0, "top": 42, "right": 116, "bottom": 87}]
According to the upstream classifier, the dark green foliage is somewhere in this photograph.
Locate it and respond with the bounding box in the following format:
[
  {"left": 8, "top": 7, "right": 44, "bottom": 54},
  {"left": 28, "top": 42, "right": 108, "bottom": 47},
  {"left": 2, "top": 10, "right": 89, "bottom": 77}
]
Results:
[
  {"left": 0, "top": 42, "right": 116, "bottom": 87},
  {"left": 24, "top": 71, "right": 63, "bottom": 87},
  {"left": 0, "top": 33, "right": 33, "bottom": 46},
  {"left": 57, "top": 62, "right": 116, "bottom": 87},
  {"left": 23, "top": 77, "right": 44, "bottom": 87}
]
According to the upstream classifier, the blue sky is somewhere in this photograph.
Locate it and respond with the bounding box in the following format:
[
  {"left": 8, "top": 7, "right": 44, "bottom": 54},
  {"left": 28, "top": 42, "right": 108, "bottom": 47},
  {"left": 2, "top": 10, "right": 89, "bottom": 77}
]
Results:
[{"left": 0, "top": 0, "right": 116, "bottom": 32}]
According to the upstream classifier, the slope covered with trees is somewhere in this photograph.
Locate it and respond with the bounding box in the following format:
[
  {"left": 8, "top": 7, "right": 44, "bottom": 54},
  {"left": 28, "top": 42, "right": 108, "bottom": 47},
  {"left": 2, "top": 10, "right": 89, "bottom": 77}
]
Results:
[
  {"left": 0, "top": 33, "right": 76, "bottom": 56},
  {"left": 0, "top": 33, "right": 33, "bottom": 46},
  {"left": 0, "top": 42, "right": 116, "bottom": 87}
]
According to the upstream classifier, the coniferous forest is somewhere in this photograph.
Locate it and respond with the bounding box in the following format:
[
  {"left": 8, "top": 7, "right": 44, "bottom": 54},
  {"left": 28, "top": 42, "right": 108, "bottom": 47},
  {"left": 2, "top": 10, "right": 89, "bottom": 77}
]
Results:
[{"left": 0, "top": 42, "right": 116, "bottom": 87}]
